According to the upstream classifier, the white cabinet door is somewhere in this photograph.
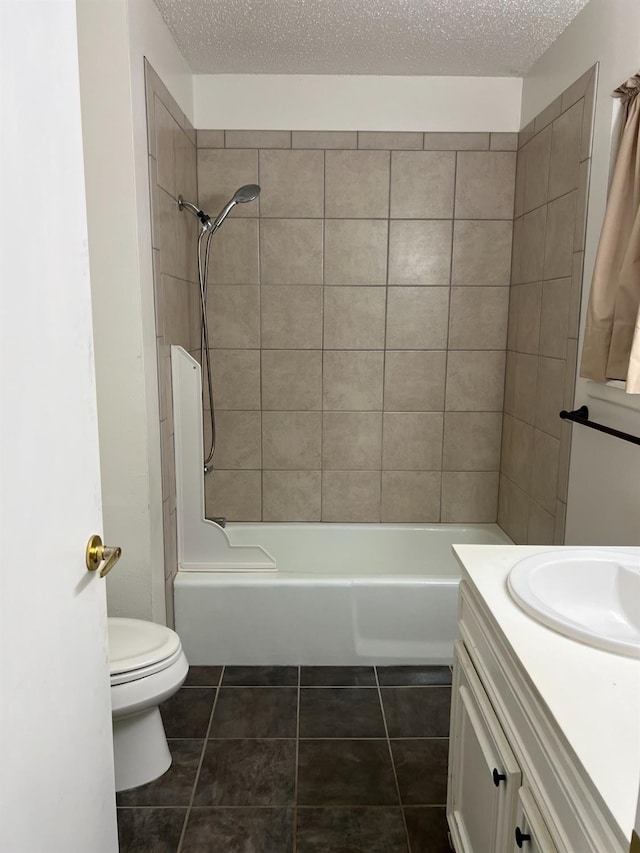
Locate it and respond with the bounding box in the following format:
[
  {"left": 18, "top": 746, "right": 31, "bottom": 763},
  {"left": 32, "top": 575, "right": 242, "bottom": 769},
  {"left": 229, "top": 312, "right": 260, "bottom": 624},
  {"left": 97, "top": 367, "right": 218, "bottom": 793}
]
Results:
[
  {"left": 448, "top": 641, "right": 521, "bottom": 853},
  {"left": 511, "top": 787, "right": 559, "bottom": 853}
]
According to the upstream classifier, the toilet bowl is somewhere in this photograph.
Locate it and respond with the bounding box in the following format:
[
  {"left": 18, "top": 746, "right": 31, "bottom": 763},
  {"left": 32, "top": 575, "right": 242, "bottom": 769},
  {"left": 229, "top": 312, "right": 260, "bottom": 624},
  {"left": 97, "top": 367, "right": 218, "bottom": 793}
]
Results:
[{"left": 108, "top": 617, "right": 188, "bottom": 792}]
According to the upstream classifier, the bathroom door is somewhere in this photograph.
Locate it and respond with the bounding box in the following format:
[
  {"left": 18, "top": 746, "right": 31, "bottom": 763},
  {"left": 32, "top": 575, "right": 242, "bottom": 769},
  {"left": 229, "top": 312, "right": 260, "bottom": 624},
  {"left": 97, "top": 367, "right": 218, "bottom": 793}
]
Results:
[{"left": 0, "top": 3, "right": 118, "bottom": 852}]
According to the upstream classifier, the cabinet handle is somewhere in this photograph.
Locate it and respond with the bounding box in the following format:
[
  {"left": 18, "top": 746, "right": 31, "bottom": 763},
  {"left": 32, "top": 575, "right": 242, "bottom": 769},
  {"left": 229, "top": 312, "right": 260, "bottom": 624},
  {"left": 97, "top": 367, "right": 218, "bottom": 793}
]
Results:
[
  {"left": 492, "top": 768, "right": 506, "bottom": 786},
  {"left": 515, "top": 827, "right": 531, "bottom": 848}
]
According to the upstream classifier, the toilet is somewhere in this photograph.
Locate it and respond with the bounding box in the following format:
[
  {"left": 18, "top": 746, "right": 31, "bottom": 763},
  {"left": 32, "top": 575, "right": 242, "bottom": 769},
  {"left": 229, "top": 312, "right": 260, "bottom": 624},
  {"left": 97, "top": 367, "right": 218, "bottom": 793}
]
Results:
[{"left": 108, "top": 617, "right": 188, "bottom": 792}]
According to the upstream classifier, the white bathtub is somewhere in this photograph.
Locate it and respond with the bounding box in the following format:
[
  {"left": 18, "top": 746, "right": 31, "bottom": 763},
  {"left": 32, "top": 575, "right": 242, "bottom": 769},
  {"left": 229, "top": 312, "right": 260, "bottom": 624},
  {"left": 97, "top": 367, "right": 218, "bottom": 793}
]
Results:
[{"left": 174, "top": 522, "right": 511, "bottom": 666}]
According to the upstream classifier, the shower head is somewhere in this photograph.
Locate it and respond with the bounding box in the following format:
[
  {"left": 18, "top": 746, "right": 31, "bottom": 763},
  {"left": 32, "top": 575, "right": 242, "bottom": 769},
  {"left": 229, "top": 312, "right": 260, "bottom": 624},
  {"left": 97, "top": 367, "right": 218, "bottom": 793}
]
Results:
[{"left": 212, "top": 184, "right": 261, "bottom": 230}]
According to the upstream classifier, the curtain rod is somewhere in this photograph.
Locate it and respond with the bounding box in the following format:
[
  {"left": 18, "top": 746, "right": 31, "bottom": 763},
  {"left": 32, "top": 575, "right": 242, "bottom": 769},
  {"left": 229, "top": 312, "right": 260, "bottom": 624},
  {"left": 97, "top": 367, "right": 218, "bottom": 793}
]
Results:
[{"left": 559, "top": 406, "right": 640, "bottom": 446}]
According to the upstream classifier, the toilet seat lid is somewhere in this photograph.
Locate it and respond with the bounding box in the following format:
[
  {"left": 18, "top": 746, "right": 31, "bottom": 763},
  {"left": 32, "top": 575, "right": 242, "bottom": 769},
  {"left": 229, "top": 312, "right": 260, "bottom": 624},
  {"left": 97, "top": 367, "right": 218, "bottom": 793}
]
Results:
[{"left": 108, "top": 617, "right": 181, "bottom": 675}]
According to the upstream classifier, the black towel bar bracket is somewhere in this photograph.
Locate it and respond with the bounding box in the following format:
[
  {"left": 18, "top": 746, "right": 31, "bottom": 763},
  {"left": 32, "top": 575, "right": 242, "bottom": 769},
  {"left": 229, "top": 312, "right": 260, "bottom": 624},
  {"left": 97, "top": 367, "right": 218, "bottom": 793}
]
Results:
[{"left": 559, "top": 406, "right": 640, "bottom": 446}]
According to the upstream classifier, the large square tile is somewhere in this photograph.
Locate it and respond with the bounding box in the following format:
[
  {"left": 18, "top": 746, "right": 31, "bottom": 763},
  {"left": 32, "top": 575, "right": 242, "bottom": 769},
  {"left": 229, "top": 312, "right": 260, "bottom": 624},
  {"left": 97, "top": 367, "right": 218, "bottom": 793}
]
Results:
[
  {"left": 325, "top": 150, "right": 390, "bottom": 218},
  {"left": 297, "top": 740, "right": 398, "bottom": 806},
  {"left": 448, "top": 287, "right": 509, "bottom": 350},
  {"left": 262, "top": 350, "right": 322, "bottom": 411},
  {"left": 455, "top": 152, "right": 516, "bottom": 219},
  {"left": 381, "top": 688, "right": 451, "bottom": 738},
  {"left": 300, "top": 667, "right": 376, "bottom": 687},
  {"left": 377, "top": 666, "right": 452, "bottom": 686},
  {"left": 548, "top": 100, "right": 583, "bottom": 201},
  {"left": 390, "top": 151, "right": 455, "bottom": 218},
  {"left": 299, "top": 688, "right": 385, "bottom": 738},
  {"left": 443, "top": 412, "right": 502, "bottom": 471},
  {"left": 323, "top": 351, "right": 384, "bottom": 411},
  {"left": 117, "top": 740, "right": 203, "bottom": 806},
  {"left": 263, "top": 471, "right": 322, "bottom": 522},
  {"left": 441, "top": 472, "right": 499, "bottom": 522},
  {"left": 117, "top": 808, "right": 186, "bottom": 853},
  {"left": 296, "top": 807, "right": 408, "bottom": 853},
  {"left": 380, "top": 472, "right": 441, "bottom": 523},
  {"left": 210, "top": 688, "right": 298, "bottom": 738},
  {"left": 259, "top": 149, "right": 324, "bottom": 217},
  {"left": 388, "top": 221, "right": 452, "bottom": 285},
  {"left": 523, "top": 126, "right": 551, "bottom": 212},
  {"left": 391, "top": 739, "right": 449, "bottom": 805},
  {"left": 160, "top": 688, "right": 215, "bottom": 738},
  {"left": 384, "top": 351, "right": 446, "bottom": 412},
  {"left": 181, "top": 807, "right": 293, "bottom": 853},
  {"left": 194, "top": 739, "right": 296, "bottom": 806},
  {"left": 197, "top": 149, "right": 259, "bottom": 219},
  {"left": 207, "top": 285, "right": 260, "bottom": 348},
  {"left": 204, "top": 470, "right": 262, "bottom": 521},
  {"left": 324, "top": 219, "right": 388, "bottom": 286},
  {"left": 451, "top": 220, "right": 512, "bottom": 286},
  {"left": 222, "top": 666, "right": 299, "bottom": 687},
  {"left": 208, "top": 219, "right": 259, "bottom": 284},
  {"left": 184, "top": 666, "right": 223, "bottom": 687},
  {"left": 386, "top": 287, "right": 449, "bottom": 350},
  {"left": 544, "top": 191, "right": 576, "bottom": 280},
  {"left": 262, "top": 412, "right": 322, "bottom": 469},
  {"left": 322, "top": 412, "right": 383, "bottom": 470},
  {"left": 403, "top": 807, "right": 450, "bottom": 853},
  {"left": 445, "top": 351, "right": 505, "bottom": 412},
  {"left": 261, "top": 286, "right": 323, "bottom": 349},
  {"left": 324, "top": 287, "right": 386, "bottom": 349},
  {"left": 260, "top": 219, "right": 323, "bottom": 285},
  {"left": 207, "top": 412, "right": 261, "bottom": 470},
  {"left": 211, "top": 349, "right": 261, "bottom": 410},
  {"left": 382, "top": 413, "right": 443, "bottom": 470},
  {"left": 322, "top": 471, "right": 381, "bottom": 522}
]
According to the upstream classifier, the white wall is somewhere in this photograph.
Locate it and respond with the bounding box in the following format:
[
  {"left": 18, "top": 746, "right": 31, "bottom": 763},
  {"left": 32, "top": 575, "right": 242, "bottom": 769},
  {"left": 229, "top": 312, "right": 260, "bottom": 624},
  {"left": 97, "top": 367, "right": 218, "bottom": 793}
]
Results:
[
  {"left": 521, "top": 0, "right": 640, "bottom": 546},
  {"left": 76, "top": 0, "right": 193, "bottom": 622},
  {"left": 194, "top": 74, "right": 521, "bottom": 131}
]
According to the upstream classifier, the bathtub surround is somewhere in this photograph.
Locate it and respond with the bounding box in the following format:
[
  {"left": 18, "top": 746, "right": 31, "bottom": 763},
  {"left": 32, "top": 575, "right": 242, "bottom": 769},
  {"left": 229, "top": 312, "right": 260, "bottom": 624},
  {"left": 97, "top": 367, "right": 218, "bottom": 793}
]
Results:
[
  {"left": 197, "top": 131, "right": 516, "bottom": 523},
  {"left": 144, "top": 61, "right": 199, "bottom": 624},
  {"left": 499, "top": 66, "right": 596, "bottom": 545}
]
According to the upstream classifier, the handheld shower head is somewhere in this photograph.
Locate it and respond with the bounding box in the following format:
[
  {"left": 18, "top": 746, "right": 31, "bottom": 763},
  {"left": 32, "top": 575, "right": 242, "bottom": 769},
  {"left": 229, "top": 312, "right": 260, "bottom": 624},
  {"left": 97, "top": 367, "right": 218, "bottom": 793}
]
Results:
[{"left": 212, "top": 184, "right": 261, "bottom": 230}]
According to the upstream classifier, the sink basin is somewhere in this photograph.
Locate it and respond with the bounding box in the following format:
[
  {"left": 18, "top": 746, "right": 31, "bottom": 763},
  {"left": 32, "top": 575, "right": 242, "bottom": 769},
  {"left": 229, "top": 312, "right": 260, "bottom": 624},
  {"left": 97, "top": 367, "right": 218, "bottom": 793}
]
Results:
[{"left": 508, "top": 549, "right": 640, "bottom": 658}]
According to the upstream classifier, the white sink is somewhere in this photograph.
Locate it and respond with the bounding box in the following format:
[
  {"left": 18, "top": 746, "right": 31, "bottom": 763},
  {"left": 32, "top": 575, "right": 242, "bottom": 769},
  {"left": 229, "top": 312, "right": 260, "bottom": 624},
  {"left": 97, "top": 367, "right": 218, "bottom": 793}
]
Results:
[{"left": 508, "top": 549, "right": 640, "bottom": 658}]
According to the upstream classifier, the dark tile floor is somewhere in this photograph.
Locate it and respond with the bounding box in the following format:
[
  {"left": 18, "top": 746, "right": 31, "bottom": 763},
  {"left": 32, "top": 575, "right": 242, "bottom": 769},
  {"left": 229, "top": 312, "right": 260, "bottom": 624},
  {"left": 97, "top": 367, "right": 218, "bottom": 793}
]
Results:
[{"left": 117, "top": 665, "right": 452, "bottom": 853}]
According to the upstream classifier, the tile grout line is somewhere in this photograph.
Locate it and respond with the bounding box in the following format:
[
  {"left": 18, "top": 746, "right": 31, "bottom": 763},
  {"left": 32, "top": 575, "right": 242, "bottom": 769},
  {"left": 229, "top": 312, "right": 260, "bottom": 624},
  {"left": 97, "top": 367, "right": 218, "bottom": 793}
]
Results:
[
  {"left": 374, "top": 666, "right": 413, "bottom": 853},
  {"left": 175, "top": 666, "right": 224, "bottom": 853},
  {"left": 293, "top": 665, "right": 301, "bottom": 851}
]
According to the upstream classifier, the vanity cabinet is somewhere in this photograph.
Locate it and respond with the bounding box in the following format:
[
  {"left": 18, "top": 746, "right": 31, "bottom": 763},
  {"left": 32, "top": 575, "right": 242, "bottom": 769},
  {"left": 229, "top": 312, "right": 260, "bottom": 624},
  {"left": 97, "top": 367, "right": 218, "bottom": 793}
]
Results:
[{"left": 447, "top": 580, "right": 626, "bottom": 853}]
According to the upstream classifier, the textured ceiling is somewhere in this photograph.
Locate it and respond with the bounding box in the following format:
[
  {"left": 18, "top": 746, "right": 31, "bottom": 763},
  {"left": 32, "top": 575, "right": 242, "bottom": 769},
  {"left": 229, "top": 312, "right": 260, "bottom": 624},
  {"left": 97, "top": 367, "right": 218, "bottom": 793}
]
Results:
[{"left": 153, "top": 0, "right": 590, "bottom": 76}]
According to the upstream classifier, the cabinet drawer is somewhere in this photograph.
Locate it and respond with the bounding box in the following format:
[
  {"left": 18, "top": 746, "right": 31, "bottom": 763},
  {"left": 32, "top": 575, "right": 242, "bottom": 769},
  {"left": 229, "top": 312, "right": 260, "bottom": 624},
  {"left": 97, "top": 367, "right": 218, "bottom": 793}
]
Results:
[
  {"left": 512, "top": 787, "right": 559, "bottom": 853},
  {"left": 448, "top": 641, "right": 521, "bottom": 853}
]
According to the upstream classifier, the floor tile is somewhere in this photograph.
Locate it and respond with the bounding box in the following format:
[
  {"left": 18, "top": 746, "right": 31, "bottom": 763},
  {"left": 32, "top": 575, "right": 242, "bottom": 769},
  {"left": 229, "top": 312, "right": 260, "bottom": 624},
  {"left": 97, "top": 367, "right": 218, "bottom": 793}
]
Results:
[
  {"left": 222, "top": 666, "right": 298, "bottom": 686},
  {"left": 377, "top": 666, "right": 452, "bottom": 686},
  {"left": 381, "top": 687, "right": 451, "bottom": 737},
  {"left": 160, "top": 687, "right": 215, "bottom": 738},
  {"left": 181, "top": 807, "right": 294, "bottom": 853},
  {"left": 116, "top": 740, "right": 203, "bottom": 806},
  {"left": 404, "top": 806, "right": 451, "bottom": 853},
  {"left": 391, "top": 739, "right": 449, "bottom": 805},
  {"left": 117, "top": 807, "right": 186, "bottom": 853},
  {"left": 300, "top": 666, "right": 376, "bottom": 687},
  {"left": 183, "top": 666, "right": 223, "bottom": 687},
  {"left": 194, "top": 739, "right": 296, "bottom": 806},
  {"left": 299, "top": 688, "right": 385, "bottom": 738},
  {"left": 297, "top": 807, "right": 408, "bottom": 852},
  {"left": 298, "top": 740, "right": 398, "bottom": 806},
  {"left": 210, "top": 687, "right": 298, "bottom": 738}
]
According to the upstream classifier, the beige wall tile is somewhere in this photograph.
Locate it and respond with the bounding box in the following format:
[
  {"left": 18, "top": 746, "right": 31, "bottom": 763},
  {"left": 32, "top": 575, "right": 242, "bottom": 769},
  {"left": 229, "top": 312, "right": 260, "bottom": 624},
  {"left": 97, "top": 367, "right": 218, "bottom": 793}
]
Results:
[
  {"left": 382, "top": 412, "right": 444, "bottom": 470},
  {"left": 514, "top": 148, "right": 526, "bottom": 219},
  {"left": 580, "top": 79, "right": 596, "bottom": 161},
  {"left": 520, "top": 206, "right": 547, "bottom": 283},
  {"left": 527, "top": 500, "right": 555, "bottom": 545},
  {"left": 359, "top": 131, "right": 423, "bottom": 150},
  {"left": 292, "top": 131, "right": 356, "bottom": 149},
  {"left": 511, "top": 216, "right": 524, "bottom": 284},
  {"left": 507, "top": 286, "right": 518, "bottom": 351},
  {"left": 390, "top": 152, "right": 455, "bottom": 218},
  {"left": 548, "top": 100, "right": 583, "bottom": 201},
  {"left": 261, "top": 286, "right": 322, "bottom": 349},
  {"left": 557, "top": 421, "right": 572, "bottom": 503},
  {"left": 448, "top": 287, "right": 509, "bottom": 350},
  {"left": 383, "top": 351, "right": 446, "bottom": 412},
  {"left": 574, "top": 158, "right": 590, "bottom": 252},
  {"left": 513, "top": 353, "right": 538, "bottom": 424},
  {"left": 490, "top": 133, "right": 518, "bottom": 151},
  {"left": 564, "top": 338, "right": 578, "bottom": 410},
  {"left": 324, "top": 287, "right": 386, "bottom": 349},
  {"left": 325, "top": 150, "right": 390, "bottom": 218},
  {"left": 452, "top": 220, "right": 512, "bottom": 286},
  {"left": 323, "top": 351, "right": 384, "bottom": 411},
  {"left": 539, "top": 278, "right": 571, "bottom": 358},
  {"left": 160, "top": 276, "right": 192, "bottom": 349},
  {"left": 205, "top": 470, "right": 262, "bottom": 521},
  {"left": 175, "top": 197, "right": 199, "bottom": 283},
  {"left": 497, "top": 475, "right": 527, "bottom": 543},
  {"left": 518, "top": 120, "right": 536, "bottom": 150},
  {"left": 175, "top": 128, "right": 197, "bottom": 207},
  {"left": 197, "top": 149, "right": 259, "bottom": 219},
  {"left": 322, "top": 412, "right": 383, "bottom": 469},
  {"left": 259, "top": 150, "right": 324, "bottom": 217},
  {"left": 262, "top": 350, "right": 322, "bottom": 411},
  {"left": 263, "top": 471, "right": 322, "bottom": 521},
  {"left": 534, "top": 95, "right": 562, "bottom": 134},
  {"left": 455, "top": 152, "right": 516, "bottom": 219},
  {"left": 260, "top": 219, "right": 323, "bottom": 285},
  {"left": 211, "top": 349, "right": 261, "bottom": 410},
  {"left": 523, "top": 125, "right": 551, "bottom": 212},
  {"left": 208, "top": 285, "right": 260, "bottom": 348},
  {"left": 531, "top": 428, "right": 560, "bottom": 513},
  {"left": 515, "top": 282, "right": 542, "bottom": 354},
  {"left": 149, "top": 157, "right": 160, "bottom": 251},
  {"left": 534, "top": 356, "right": 565, "bottom": 439},
  {"left": 208, "top": 218, "right": 259, "bottom": 284},
  {"left": 155, "top": 97, "right": 177, "bottom": 196},
  {"left": 386, "top": 287, "right": 449, "bottom": 350},
  {"left": 561, "top": 66, "right": 594, "bottom": 112},
  {"left": 503, "top": 351, "right": 516, "bottom": 415},
  {"left": 544, "top": 191, "right": 576, "bottom": 280},
  {"left": 196, "top": 129, "right": 225, "bottom": 148},
  {"left": 441, "top": 472, "right": 499, "bottom": 522},
  {"left": 324, "top": 219, "right": 388, "bottom": 286},
  {"left": 207, "top": 411, "right": 261, "bottom": 469},
  {"left": 322, "top": 471, "right": 381, "bottom": 522},
  {"left": 509, "top": 417, "right": 534, "bottom": 492},
  {"left": 443, "top": 412, "right": 502, "bottom": 471},
  {"left": 381, "top": 471, "right": 441, "bottom": 522},
  {"left": 554, "top": 499, "right": 567, "bottom": 545},
  {"left": 225, "top": 130, "right": 291, "bottom": 148},
  {"left": 157, "top": 188, "right": 178, "bottom": 277},
  {"left": 424, "top": 133, "right": 489, "bottom": 150},
  {"left": 388, "top": 220, "right": 452, "bottom": 285},
  {"left": 569, "top": 251, "right": 584, "bottom": 338},
  {"left": 262, "top": 412, "right": 322, "bottom": 469},
  {"left": 445, "top": 351, "right": 506, "bottom": 412}
]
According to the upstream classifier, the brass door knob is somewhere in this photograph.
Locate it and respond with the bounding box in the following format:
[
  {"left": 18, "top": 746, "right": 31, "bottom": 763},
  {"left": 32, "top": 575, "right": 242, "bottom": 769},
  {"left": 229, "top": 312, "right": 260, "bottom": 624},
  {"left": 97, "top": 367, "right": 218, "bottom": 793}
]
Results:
[{"left": 86, "top": 535, "right": 122, "bottom": 577}]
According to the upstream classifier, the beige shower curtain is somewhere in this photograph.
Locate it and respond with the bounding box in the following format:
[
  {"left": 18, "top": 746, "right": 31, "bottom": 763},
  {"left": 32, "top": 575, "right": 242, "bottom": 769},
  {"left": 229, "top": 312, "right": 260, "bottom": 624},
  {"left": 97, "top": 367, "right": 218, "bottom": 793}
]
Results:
[{"left": 580, "top": 73, "right": 640, "bottom": 392}]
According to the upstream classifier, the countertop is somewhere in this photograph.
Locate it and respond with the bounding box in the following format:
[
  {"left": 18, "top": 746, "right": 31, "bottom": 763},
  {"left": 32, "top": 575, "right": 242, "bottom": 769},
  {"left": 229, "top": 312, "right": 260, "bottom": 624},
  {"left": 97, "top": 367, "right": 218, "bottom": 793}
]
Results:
[{"left": 452, "top": 544, "right": 640, "bottom": 843}]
